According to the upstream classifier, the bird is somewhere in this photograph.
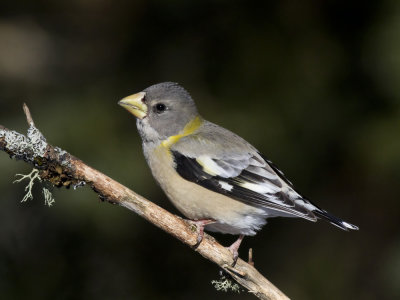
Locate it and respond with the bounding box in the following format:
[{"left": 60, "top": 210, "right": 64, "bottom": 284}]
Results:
[{"left": 118, "top": 82, "right": 358, "bottom": 263}]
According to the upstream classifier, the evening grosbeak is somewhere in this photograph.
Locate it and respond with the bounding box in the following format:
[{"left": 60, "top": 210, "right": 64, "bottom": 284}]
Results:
[{"left": 118, "top": 82, "right": 358, "bottom": 261}]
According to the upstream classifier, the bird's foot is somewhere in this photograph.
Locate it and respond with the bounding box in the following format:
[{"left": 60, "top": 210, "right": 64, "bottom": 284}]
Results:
[
  {"left": 227, "top": 235, "right": 245, "bottom": 267},
  {"left": 187, "top": 219, "right": 215, "bottom": 248}
]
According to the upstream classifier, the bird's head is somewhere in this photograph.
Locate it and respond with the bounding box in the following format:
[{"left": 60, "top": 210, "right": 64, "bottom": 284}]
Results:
[{"left": 119, "top": 82, "right": 200, "bottom": 142}]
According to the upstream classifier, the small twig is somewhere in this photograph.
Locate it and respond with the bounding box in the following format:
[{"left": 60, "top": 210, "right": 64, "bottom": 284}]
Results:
[
  {"left": 224, "top": 265, "right": 247, "bottom": 278},
  {"left": 249, "top": 248, "right": 254, "bottom": 266},
  {"left": 23, "top": 103, "right": 35, "bottom": 126}
]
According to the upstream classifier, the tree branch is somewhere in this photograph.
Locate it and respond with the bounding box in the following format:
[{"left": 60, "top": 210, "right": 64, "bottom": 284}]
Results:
[{"left": 0, "top": 105, "right": 289, "bottom": 300}]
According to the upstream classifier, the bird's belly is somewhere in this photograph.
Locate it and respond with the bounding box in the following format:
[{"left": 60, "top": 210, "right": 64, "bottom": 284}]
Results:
[{"left": 145, "top": 146, "right": 268, "bottom": 235}]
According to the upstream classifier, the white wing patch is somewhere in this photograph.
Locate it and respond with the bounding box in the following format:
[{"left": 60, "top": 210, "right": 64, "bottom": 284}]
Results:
[
  {"left": 196, "top": 154, "right": 297, "bottom": 206},
  {"left": 238, "top": 180, "right": 281, "bottom": 194},
  {"left": 196, "top": 155, "right": 247, "bottom": 178},
  {"left": 218, "top": 180, "right": 233, "bottom": 191},
  {"left": 196, "top": 155, "right": 228, "bottom": 176}
]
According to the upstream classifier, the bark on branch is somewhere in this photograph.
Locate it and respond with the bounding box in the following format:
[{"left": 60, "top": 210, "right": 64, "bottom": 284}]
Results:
[{"left": 0, "top": 105, "right": 289, "bottom": 300}]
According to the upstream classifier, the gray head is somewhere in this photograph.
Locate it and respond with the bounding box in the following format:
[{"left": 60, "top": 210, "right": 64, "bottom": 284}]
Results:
[{"left": 118, "top": 82, "right": 200, "bottom": 142}]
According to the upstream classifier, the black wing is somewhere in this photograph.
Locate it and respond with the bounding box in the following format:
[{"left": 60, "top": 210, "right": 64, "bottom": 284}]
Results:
[{"left": 171, "top": 150, "right": 317, "bottom": 220}]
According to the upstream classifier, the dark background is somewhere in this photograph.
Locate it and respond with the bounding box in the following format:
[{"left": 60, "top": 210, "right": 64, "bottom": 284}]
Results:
[{"left": 0, "top": 1, "right": 399, "bottom": 299}]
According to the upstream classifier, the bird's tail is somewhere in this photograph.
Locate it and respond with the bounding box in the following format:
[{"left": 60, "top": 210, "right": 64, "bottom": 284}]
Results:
[{"left": 313, "top": 209, "right": 359, "bottom": 231}]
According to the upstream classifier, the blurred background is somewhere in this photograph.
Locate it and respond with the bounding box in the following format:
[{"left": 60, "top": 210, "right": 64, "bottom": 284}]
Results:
[{"left": 0, "top": 0, "right": 399, "bottom": 299}]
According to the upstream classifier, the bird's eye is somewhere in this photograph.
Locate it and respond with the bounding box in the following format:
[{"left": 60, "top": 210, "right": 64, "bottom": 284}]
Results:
[{"left": 154, "top": 103, "right": 167, "bottom": 113}]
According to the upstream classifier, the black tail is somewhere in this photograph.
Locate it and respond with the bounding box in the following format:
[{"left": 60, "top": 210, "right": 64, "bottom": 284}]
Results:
[{"left": 313, "top": 209, "right": 359, "bottom": 231}]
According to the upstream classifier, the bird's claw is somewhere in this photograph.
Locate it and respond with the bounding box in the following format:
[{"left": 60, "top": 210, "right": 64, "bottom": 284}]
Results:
[
  {"left": 227, "top": 234, "right": 245, "bottom": 266},
  {"left": 187, "top": 219, "right": 215, "bottom": 248}
]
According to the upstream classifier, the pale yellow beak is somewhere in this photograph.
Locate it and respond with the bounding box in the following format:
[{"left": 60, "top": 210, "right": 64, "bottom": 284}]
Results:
[{"left": 118, "top": 92, "right": 148, "bottom": 119}]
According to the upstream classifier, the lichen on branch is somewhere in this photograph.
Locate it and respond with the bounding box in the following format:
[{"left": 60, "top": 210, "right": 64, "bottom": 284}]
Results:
[
  {"left": 13, "top": 168, "right": 55, "bottom": 207},
  {"left": 13, "top": 168, "right": 42, "bottom": 202}
]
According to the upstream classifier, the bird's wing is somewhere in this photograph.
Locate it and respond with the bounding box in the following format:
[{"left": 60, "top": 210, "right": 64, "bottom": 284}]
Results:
[{"left": 170, "top": 123, "right": 317, "bottom": 221}]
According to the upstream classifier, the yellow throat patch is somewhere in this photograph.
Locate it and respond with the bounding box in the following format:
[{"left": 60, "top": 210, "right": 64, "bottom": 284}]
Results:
[{"left": 161, "top": 116, "right": 203, "bottom": 148}]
